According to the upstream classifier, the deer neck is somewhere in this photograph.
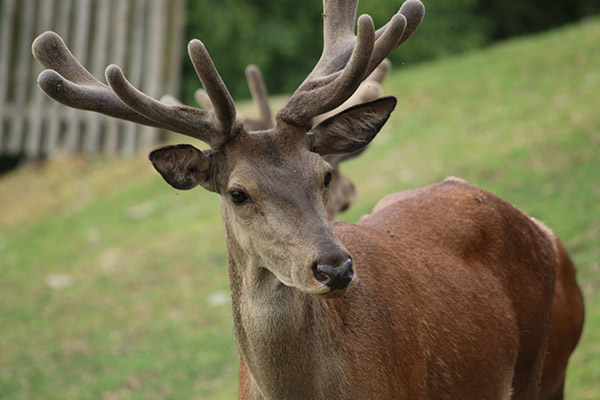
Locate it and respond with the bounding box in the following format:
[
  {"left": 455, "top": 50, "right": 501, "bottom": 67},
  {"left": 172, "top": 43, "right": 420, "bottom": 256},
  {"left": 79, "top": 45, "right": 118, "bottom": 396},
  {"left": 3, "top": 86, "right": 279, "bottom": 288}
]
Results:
[{"left": 220, "top": 204, "right": 350, "bottom": 399}]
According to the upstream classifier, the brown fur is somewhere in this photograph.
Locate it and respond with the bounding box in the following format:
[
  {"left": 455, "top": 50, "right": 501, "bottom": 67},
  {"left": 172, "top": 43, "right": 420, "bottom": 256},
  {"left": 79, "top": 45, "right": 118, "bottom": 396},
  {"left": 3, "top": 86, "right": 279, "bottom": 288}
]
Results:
[
  {"left": 347, "top": 188, "right": 584, "bottom": 400},
  {"left": 539, "top": 236, "right": 585, "bottom": 399},
  {"left": 231, "top": 177, "right": 556, "bottom": 399},
  {"left": 368, "top": 190, "right": 584, "bottom": 400}
]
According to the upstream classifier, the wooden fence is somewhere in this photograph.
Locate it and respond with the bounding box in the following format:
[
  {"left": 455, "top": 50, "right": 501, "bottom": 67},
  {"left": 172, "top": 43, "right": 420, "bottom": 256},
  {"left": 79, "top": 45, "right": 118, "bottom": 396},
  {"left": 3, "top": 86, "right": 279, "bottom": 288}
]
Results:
[{"left": 0, "top": 0, "right": 186, "bottom": 159}]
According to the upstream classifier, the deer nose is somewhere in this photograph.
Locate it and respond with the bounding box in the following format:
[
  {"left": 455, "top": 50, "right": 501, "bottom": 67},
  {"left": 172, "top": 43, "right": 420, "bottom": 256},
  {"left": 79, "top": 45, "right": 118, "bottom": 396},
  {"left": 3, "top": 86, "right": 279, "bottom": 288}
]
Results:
[{"left": 313, "top": 259, "right": 354, "bottom": 291}]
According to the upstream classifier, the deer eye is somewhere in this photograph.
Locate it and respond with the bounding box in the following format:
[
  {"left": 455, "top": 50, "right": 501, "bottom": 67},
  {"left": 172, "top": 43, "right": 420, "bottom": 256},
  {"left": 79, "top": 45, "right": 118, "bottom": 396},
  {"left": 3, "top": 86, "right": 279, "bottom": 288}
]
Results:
[
  {"left": 229, "top": 190, "right": 249, "bottom": 204},
  {"left": 324, "top": 172, "right": 333, "bottom": 188}
]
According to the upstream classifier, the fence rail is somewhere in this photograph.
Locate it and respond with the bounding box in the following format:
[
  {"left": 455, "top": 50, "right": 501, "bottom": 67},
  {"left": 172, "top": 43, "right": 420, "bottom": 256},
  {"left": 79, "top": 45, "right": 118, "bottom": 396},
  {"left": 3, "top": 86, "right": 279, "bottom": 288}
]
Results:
[{"left": 0, "top": 0, "right": 185, "bottom": 159}]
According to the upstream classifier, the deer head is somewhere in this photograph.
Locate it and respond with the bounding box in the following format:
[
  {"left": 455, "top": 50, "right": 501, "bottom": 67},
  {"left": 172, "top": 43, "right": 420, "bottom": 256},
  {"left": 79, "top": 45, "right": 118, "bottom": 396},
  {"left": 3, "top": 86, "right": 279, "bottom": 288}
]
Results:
[
  {"left": 32, "top": 0, "right": 425, "bottom": 298},
  {"left": 190, "top": 59, "right": 392, "bottom": 219}
]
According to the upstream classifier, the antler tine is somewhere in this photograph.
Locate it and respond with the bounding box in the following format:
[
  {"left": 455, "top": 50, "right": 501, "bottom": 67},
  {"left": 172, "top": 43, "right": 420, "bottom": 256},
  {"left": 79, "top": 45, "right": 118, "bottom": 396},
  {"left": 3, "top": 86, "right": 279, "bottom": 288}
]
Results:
[
  {"left": 394, "top": 0, "right": 425, "bottom": 47},
  {"left": 276, "top": 0, "right": 424, "bottom": 128},
  {"left": 160, "top": 94, "right": 182, "bottom": 105},
  {"left": 188, "top": 40, "right": 237, "bottom": 135},
  {"left": 33, "top": 31, "right": 97, "bottom": 86},
  {"left": 321, "top": 0, "right": 359, "bottom": 54},
  {"left": 245, "top": 65, "right": 273, "bottom": 129},
  {"left": 368, "top": 59, "right": 391, "bottom": 84},
  {"left": 194, "top": 89, "right": 213, "bottom": 110},
  {"left": 370, "top": 0, "right": 424, "bottom": 70},
  {"left": 367, "top": 14, "right": 407, "bottom": 74}
]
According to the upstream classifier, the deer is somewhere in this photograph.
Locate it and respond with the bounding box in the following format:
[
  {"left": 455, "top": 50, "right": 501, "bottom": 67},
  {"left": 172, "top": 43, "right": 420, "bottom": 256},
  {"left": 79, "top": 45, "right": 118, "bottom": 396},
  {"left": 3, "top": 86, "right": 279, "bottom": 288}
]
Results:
[
  {"left": 194, "top": 36, "right": 584, "bottom": 400},
  {"left": 212, "top": 22, "right": 584, "bottom": 400},
  {"left": 33, "top": 0, "right": 562, "bottom": 398},
  {"left": 192, "top": 63, "right": 585, "bottom": 399}
]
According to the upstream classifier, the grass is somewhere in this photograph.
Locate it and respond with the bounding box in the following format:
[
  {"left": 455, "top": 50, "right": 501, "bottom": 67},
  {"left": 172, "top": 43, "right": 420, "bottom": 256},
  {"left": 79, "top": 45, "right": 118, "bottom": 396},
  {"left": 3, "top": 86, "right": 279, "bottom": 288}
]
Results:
[{"left": 1, "top": 17, "right": 599, "bottom": 399}]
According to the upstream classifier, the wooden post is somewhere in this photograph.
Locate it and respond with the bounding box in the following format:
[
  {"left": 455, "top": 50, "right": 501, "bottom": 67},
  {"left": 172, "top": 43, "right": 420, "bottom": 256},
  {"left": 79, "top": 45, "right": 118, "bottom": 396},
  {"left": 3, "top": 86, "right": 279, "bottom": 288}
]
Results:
[
  {"left": 120, "top": 0, "right": 146, "bottom": 156},
  {"left": 43, "top": 0, "right": 74, "bottom": 158},
  {"left": 6, "top": 0, "right": 36, "bottom": 155},
  {"left": 139, "top": 0, "right": 167, "bottom": 150},
  {"left": 1, "top": 0, "right": 185, "bottom": 159},
  {"left": 63, "top": 0, "right": 92, "bottom": 155},
  {"left": 26, "top": 0, "right": 56, "bottom": 160},
  {"left": 167, "top": 0, "right": 186, "bottom": 98},
  {"left": 105, "top": 0, "right": 132, "bottom": 157},
  {"left": 0, "top": 0, "right": 18, "bottom": 152},
  {"left": 83, "top": 0, "right": 111, "bottom": 154}
]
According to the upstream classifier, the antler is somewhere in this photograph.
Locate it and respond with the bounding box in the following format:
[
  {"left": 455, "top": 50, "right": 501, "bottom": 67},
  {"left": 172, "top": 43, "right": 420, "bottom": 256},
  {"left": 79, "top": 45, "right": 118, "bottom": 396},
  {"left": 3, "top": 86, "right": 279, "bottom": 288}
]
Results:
[
  {"left": 195, "top": 58, "right": 391, "bottom": 129},
  {"left": 32, "top": 31, "right": 238, "bottom": 149},
  {"left": 276, "top": 0, "right": 424, "bottom": 128},
  {"left": 196, "top": 59, "right": 390, "bottom": 131},
  {"left": 195, "top": 64, "right": 274, "bottom": 131},
  {"left": 313, "top": 59, "right": 390, "bottom": 124},
  {"left": 368, "top": 58, "right": 391, "bottom": 84},
  {"left": 243, "top": 65, "right": 273, "bottom": 130}
]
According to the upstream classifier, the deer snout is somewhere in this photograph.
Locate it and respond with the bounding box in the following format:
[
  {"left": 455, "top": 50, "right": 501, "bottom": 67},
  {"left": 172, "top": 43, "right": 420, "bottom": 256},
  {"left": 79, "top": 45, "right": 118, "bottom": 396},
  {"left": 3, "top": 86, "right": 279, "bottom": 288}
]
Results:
[{"left": 313, "top": 258, "right": 354, "bottom": 292}]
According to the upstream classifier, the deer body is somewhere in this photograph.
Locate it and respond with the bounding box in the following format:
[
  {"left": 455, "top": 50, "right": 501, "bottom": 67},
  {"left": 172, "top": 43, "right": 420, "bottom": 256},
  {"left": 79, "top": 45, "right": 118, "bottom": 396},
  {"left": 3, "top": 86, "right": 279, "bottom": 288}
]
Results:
[{"left": 228, "top": 177, "right": 555, "bottom": 400}]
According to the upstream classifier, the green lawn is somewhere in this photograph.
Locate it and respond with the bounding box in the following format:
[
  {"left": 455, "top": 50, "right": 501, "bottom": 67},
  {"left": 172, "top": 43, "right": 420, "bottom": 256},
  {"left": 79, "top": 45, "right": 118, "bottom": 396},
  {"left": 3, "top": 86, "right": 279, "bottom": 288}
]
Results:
[{"left": 1, "top": 18, "right": 599, "bottom": 399}]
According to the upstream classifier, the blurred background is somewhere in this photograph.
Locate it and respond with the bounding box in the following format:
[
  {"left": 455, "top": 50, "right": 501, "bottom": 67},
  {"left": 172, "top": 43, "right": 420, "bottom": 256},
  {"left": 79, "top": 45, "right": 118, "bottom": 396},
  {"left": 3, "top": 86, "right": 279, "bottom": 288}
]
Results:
[{"left": 1, "top": 0, "right": 599, "bottom": 398}]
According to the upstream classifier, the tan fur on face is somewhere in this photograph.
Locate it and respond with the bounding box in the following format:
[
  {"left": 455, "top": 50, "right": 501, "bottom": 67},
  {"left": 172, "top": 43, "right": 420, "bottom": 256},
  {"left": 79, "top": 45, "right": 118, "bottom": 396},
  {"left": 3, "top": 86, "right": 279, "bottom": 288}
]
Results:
[{"left": 218, "top": 130, "right": 352, "bottom": 296}]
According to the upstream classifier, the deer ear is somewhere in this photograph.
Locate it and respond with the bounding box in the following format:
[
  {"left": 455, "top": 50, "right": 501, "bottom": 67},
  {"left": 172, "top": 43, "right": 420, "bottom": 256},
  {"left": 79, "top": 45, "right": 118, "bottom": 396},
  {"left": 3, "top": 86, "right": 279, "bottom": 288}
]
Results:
[
  {"left": 149, "top": 144, "right": 213, "bottom": 191},
  {"left": 308, "top": 96, "right": 397, "bottom": 155}
]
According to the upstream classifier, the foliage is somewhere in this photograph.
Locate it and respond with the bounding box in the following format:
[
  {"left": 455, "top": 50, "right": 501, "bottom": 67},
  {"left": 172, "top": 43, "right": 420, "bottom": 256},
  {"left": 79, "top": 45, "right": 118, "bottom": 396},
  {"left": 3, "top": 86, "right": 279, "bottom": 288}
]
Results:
[
  {"left": 182, "top": 0, "right": 599, "bottom": 101},
  {"left": 183, "top": 0, "right": 320, "bottom": 102},
  {"left": 1, "top": 18, "right": 599, "bottom": 399},
  {"left": 362, "top": 0, "right": 490, "bottom": 63},
  {"left": 182, "top": 0, "right": 489, "bottom": 101},
  {"left": 476, "top": 0, "right": 600, "bottom": 39}
]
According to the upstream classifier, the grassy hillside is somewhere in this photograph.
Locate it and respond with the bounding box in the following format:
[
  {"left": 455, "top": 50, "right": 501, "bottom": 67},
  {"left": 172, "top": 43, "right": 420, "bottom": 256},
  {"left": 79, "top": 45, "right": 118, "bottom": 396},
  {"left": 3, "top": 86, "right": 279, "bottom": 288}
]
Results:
[{"left": 1, "top": 18, "right": 599, "bottom": 399}]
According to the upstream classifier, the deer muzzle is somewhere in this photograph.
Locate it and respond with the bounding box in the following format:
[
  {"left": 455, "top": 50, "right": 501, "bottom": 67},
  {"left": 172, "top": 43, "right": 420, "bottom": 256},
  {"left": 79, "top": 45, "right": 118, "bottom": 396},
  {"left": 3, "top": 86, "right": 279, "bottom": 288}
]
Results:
[{"left": 313, "top": 258, "right": 355, "bottom": 292}]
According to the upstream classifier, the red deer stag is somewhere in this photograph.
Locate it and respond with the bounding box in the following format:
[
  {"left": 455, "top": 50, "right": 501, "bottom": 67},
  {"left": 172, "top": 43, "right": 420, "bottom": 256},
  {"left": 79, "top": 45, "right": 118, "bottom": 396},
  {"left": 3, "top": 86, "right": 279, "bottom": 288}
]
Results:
[
  {"left": 33, "top": 0, "right": 560, "bottom": 398},
  {"left": 197, "top": 22, "right": 584, "bottom": 400}
]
